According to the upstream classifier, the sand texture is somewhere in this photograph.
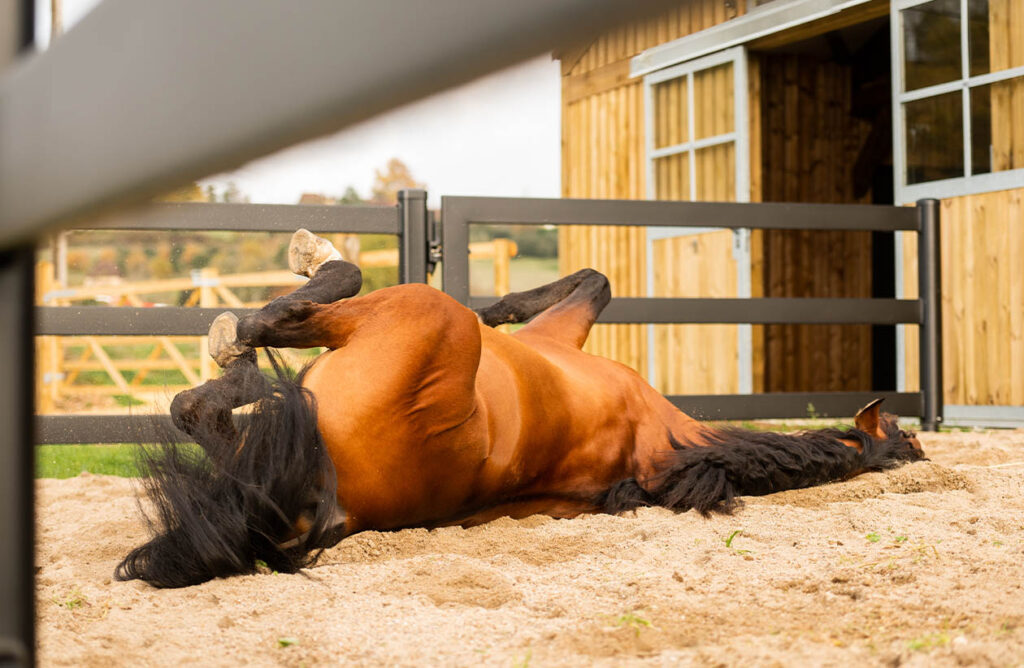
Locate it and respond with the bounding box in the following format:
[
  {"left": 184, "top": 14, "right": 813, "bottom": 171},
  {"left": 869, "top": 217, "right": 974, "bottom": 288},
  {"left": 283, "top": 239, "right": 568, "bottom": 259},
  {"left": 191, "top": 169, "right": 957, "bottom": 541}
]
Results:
[{"left": 37, "top": 430, "right": 1024, "bottom": 666}]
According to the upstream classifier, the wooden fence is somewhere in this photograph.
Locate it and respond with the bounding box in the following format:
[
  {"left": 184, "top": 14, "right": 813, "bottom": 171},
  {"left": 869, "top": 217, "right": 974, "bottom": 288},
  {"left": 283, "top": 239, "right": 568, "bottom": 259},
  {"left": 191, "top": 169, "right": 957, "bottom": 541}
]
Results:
[{"left": 36, "top": 239, "right": 516, "bottom": 414}]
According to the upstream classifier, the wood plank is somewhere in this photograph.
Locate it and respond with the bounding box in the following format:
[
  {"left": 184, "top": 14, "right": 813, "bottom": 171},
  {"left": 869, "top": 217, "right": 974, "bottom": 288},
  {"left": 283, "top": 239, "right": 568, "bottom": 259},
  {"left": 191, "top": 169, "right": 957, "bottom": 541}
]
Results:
[
  {"left": 1010, "top": 188, "right": 1024, "bottom": 405},
  {"left": 992, "top": 192, "right": 1011, "bottom": 403},
  {"left": 963, "top": 195, "right": 980, "bottom": 404},
  {"left": 749, "top": 0, "right": 889, "bottom": 50},
  {"left": 564, "top": 59, "right": 633, "bottom": 104},
  {"left": 86, "top": 338, "right": 132, "bottom": 395}
]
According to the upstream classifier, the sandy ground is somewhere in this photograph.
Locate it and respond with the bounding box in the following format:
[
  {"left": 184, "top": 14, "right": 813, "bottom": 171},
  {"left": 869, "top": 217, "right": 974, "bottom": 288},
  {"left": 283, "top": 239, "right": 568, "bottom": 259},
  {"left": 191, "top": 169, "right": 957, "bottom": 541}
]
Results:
[{"left": 37, "top": 429, "right": 1024, "bottom": 667}]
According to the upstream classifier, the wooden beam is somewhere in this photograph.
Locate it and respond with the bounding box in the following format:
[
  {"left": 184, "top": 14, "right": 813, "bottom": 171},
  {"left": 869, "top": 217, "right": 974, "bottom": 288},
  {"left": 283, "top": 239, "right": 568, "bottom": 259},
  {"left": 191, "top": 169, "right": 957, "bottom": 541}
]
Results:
[
  {"left": 564, "top": 59, "right": 633, "bottom": 104},
  {"left": 748, "top": 0, "right": 888, "bottom": 51}
]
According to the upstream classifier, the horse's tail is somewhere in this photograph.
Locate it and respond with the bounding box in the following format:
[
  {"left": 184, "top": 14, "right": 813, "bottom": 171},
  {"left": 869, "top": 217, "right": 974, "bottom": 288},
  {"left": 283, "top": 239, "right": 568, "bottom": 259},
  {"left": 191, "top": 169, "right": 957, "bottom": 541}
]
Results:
[
  {"left": 602, "top": 426, "right": 924, "bottom": 517},
  {"left": 115, "top": 354, "right": 341, "bottom": 588}
]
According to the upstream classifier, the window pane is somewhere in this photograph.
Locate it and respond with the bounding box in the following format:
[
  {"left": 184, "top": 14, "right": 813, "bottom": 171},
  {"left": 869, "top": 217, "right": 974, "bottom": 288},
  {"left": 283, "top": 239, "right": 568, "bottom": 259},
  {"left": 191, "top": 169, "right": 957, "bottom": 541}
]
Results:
[
  {"left": 969, "top": 0, "right": 991, "bottom": 75},
  {"left": 905, "top": 91, "right": 964, "bottom": 184},
  {"left": 693, "top": 63, "right": 734, "bottom": 140},
  {"left": 903, "top": 0, "right": 962, "bottom": 91},
  {"left": 653, "top": 77, "right": 688, "bottom": 149},
  {"left": 653, "top": 153, "right": 691, "bottom": 200},
  {"left": 971, "top": 0, "right": 1024, "bottom": 76},
  {"left": 694, "top": 144, "right": 736, "bottom": 202},
  {"left": 971, "top": 76, "right": 1024, "bottom": 174}
]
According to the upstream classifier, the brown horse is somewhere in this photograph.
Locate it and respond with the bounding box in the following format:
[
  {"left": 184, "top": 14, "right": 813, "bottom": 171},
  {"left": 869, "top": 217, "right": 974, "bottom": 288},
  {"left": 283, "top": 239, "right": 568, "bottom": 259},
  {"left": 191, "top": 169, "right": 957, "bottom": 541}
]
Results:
[{"left": 116, "top": 230, "right": 924, "bottom": 588}]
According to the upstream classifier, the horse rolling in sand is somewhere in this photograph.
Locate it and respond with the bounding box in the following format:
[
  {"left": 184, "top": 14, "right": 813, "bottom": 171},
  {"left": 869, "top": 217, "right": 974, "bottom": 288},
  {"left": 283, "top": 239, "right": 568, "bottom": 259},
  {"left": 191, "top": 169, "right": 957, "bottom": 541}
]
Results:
[{"left": 116, "top": 229, "right": 925, "bottom": 588}]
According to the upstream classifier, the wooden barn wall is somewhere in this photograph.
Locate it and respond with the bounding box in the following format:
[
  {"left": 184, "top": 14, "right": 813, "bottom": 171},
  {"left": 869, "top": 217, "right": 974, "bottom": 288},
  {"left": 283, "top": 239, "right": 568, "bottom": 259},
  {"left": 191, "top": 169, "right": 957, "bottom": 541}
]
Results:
[
  {"left": 560, "top": 84, "right": 648, "bottom": 376},
  {"left": 759, "top": 54, "right": 875, "bottom": 393},
  {"left": 901, "top": 187, "right": 1024, "bottom": 407},
  {"left": 560, "top": 0, "right": 749, "bottom": 384}
]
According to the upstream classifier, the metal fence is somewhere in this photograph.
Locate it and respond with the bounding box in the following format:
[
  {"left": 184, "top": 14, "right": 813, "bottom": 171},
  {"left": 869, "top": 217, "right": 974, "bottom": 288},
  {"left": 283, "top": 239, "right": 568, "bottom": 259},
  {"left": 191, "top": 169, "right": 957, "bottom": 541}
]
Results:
[
  {"left": 34, "top": 190, "right": 430, "bottom": 444},
  {"left": 39, "top": 192, "right": 943, "bottom": 444},
  {"left": 441, "top": 195, "right": 942, "bottom": 430}
]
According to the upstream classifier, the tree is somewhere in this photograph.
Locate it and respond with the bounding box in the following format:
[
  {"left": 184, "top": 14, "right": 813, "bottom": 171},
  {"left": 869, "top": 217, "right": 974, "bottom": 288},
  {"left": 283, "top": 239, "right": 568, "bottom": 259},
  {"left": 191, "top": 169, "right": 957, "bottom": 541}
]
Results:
[
  {"left": 370, "top": 158, "right": 425, "bottom": 204},
  {"left": 221, "top": 181, "right": 250, "bottom": 204},
  {"left": 337, "top": 186, "right": 365, "bottom": 205}
]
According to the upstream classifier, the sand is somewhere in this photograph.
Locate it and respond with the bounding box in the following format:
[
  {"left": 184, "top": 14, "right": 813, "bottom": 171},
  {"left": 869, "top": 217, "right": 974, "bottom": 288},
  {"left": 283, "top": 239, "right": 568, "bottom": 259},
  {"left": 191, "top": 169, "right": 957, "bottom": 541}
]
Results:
[{"left": 37, "top": 429, "right": 1024, "bottom": 666}]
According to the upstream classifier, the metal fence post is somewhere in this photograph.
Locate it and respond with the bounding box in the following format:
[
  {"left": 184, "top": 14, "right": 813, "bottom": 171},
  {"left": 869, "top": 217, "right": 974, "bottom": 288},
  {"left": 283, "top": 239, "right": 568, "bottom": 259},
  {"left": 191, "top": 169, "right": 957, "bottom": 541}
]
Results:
[
  {"left": 917, "top": 198, "right": 943, "bottom": 431},
  {"left": 398, "top": 189, "right": 428, "bottom": 284},
  {"left": 0, "top": 248, "right": 35, "bottom": 668},
  {"left": 1, "top": 0, "right": 35, "bottom": 663}
]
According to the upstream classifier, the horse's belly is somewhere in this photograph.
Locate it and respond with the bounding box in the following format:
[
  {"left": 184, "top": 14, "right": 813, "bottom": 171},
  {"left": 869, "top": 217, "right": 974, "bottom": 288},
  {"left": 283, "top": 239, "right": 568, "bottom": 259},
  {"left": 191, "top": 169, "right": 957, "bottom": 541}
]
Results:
[{"left": 303, "top": 346, "right": 491, "bottom": 531}]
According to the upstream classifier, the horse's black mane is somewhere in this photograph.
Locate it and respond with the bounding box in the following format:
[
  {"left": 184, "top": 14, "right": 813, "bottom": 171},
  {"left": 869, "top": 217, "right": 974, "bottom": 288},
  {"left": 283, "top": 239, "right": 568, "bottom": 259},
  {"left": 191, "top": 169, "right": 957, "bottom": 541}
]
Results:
[
  {"left": 602, "top": 418, "right": 924, "bottom": 516},
  {"left": 115, "top": 354, "right": 342, "bottom": 588}
]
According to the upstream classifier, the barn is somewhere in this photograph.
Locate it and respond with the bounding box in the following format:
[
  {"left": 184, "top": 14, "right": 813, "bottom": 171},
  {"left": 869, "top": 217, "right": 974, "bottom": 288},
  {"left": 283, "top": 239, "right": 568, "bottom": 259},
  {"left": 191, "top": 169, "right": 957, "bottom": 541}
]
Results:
[{"left": 557, "top": 0, "right": 1023, "bottom": 427}]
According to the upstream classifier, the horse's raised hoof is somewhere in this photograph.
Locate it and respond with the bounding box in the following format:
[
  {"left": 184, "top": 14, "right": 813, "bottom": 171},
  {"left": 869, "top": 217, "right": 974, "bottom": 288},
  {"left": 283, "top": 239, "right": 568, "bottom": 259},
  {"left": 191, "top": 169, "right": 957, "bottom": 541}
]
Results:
[
  {"left": 208, "top": 311, "right": 254, "bottom": 368},
  {"left": 289, "top": 228, "right": 342, "bottom": 278}
]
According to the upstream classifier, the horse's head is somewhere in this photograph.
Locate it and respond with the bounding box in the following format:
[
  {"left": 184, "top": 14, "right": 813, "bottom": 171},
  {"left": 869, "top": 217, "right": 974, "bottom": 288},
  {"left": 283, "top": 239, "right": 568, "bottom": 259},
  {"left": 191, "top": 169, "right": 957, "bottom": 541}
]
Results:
[{"left": 854, "top": 398, "right": 925, "bottom": 456}]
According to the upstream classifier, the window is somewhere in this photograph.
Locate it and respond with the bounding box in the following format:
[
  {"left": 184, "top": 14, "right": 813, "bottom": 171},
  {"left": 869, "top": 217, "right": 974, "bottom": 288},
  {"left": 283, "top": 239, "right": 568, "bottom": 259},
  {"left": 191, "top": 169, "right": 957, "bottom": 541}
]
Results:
[
  {"left": 643, "top": 47, "right": 753, "bottom": 394},
  {"left": 645, "top": 47, "right": 750, "bottom": 203},
  {"left": 894, "top": 0, "right": 1024, "bottom": 202}
]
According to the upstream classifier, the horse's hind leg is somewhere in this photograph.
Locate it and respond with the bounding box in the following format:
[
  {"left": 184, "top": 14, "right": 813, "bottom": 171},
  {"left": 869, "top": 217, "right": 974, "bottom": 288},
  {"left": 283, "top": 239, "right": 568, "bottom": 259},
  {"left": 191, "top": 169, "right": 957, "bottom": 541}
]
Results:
[
  {"left": 476, "top": 268, "right": 610, "bottom": 349},
  {"left": 169, "top": 346, "right": 267, "bottom": 454}
]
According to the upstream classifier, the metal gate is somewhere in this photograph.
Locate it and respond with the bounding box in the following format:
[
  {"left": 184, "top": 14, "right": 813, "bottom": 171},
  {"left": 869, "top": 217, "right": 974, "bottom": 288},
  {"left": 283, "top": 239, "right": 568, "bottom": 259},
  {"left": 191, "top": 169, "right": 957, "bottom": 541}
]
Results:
[{"left": 440, "top": 195, "right": 942, "bottom": 429}]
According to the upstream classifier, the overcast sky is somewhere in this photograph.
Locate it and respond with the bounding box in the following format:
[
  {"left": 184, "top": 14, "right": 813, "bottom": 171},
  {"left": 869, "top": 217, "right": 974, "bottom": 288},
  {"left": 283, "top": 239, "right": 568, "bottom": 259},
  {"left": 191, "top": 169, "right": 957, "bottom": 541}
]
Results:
[{"left": 37, "top": 0, "right": 562, "bottom": 209}]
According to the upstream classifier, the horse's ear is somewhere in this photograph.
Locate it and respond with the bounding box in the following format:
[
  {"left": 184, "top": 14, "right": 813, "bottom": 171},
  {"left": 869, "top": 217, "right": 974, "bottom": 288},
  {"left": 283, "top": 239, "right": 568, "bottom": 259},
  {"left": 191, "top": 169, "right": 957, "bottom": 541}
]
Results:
[{"left": 854, "top": 398, "right": 885, "bottom": 435}]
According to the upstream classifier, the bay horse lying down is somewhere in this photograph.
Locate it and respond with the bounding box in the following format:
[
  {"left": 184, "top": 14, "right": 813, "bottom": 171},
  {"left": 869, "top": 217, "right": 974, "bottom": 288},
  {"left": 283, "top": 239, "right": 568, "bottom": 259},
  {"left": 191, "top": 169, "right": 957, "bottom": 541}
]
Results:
[{"left": 117, "top": 230, "right": 924, "bottom": 588}]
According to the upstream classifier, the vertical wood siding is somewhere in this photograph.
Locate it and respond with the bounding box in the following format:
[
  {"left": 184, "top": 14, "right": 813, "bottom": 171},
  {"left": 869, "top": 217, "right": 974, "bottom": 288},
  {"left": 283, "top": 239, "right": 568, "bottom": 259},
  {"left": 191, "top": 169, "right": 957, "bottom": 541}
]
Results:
[
  {"left": 759, "top": 54, "right": 875, "bottom": 393},
  {"left": 988, "top": 0, "right": 1024, "bottom": 173},
  {"left": 902, "top": 186, "right": 1024, "bottom": 406}
]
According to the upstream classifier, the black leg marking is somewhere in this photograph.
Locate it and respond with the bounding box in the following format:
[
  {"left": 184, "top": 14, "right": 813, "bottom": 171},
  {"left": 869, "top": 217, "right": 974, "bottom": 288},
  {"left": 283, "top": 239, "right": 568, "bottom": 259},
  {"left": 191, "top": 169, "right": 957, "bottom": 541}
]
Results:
[
  {"left": 170, "top": 350, "right": 269, "bottom": 456},
  {"left": 475, "top": 268, "right": 610, "bottom": 327}
]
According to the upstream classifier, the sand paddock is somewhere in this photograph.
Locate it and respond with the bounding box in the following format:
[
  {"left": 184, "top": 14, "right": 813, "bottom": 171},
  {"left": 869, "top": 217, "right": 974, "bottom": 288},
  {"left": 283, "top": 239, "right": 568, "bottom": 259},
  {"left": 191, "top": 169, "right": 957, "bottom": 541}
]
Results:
[{"left": 37, "top": 429, "right": 1024, "bottom": 666}]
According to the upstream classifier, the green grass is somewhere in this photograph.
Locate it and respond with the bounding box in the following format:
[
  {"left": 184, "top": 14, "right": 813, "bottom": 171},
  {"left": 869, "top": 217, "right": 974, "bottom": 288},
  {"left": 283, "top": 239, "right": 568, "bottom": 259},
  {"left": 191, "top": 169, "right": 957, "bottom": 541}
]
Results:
[{"left": 36, "top": 444, "right": 142, "bottom": 478}]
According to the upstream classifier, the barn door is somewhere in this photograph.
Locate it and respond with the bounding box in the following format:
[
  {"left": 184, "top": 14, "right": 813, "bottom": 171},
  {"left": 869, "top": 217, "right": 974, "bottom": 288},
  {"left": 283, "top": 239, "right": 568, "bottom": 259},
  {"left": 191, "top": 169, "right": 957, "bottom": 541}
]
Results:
[{"left": 644, "top": 46, "right": 751, "bottom": 396}]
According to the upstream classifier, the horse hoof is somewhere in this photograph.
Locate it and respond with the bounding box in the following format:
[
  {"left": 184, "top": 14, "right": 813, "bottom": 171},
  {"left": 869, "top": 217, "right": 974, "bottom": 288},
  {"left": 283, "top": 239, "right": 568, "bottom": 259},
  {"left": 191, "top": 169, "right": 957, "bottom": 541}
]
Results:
[
  {"left": 208, "top": 312, "right": 253, "bottom": 368},
  {"left": 289, "top": 228, "right": 342, "bottom": 278}
]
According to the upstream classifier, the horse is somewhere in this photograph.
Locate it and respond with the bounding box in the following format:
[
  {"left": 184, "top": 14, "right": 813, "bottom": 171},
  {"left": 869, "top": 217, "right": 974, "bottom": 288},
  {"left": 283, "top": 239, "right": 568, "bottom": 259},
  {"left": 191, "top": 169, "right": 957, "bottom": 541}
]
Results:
[{"left": 115, "top": 229, "right": 925, "bottom": 588}]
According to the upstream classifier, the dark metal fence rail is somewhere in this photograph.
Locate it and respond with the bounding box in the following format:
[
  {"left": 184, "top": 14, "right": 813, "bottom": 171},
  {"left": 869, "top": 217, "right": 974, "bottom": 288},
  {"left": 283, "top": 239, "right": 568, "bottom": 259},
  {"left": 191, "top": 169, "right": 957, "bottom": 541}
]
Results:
[
  {"left": 441, "top": 195, "right": 942, "bottom": 429},
  {"left": 35, "top": 194, "right": 430, "bottom": 444}
]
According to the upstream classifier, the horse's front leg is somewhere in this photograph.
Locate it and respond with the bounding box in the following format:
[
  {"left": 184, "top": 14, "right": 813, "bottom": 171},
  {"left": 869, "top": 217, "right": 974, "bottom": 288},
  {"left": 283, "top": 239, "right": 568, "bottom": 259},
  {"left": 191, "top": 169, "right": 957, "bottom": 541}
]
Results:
[{"left": 171, "top": 229, "right": 362, "bottom": 453}]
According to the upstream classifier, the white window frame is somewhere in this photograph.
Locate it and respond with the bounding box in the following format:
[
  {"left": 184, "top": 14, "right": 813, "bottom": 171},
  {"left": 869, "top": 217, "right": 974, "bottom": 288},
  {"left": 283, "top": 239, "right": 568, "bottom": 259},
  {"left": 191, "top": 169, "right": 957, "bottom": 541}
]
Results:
[
  {"left": 642, "top": 46, "right": 753, "bottom": 394},
  {"left": 891, "top": 0, "right": 1024, "bottom": 205}
]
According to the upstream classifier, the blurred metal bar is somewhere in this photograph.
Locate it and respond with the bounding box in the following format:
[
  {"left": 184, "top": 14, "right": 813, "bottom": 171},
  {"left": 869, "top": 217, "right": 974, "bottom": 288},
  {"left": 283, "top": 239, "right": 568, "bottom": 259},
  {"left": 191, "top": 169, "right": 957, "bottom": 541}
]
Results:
[
  {"left": 90, "top": 202, "right": 400, "bottom": 234},
  {"left": 37, "top": 306, "right": 258, "bottom": 336},
  {"left": 37, "top": 415, "right": 190, "bottom": 445},
  {"left": 442, "top": 195, "right": 918, "bottom": 304},
  {"left": 0, "top": 0, "right": 674, "bottom": 247},
  {"left": 917, "top": 198, "right": 943, "bottom": 431},
  {"left": 37, "top": 392, "right": 925, "bottom": 445},
  {"left": 0, "top": 0, "right": 34, "bottom": 663},
  {"left": 469, "top": 296, "right": 922, "bottom": 325},
  {"left": 0, "top": 249, "right": 34, "bottom": 667},
  {"left": 669, "top": 391, "right": 923, "bottom": 421},
  {"left": 398, "top": 190, "right": 429, "bottom": 283},
  {"left": 442, "top": 196, "right": 919, "bottom": 231}
]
